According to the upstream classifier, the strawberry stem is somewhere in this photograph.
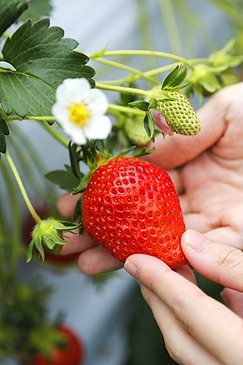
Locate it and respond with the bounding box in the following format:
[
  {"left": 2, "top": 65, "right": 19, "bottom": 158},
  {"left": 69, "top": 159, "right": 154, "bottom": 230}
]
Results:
[
  {"left": 91, "top": 49, "right": 195, "bottom": 69},
  {"left": 89, "top": 56, "right": 158, "bottom": 85},
  {"left": 108, "top": 104, "right": 145, "bottom": 116},
  {"left": 40, "top": 120, "right": 70, "bottom": 148},
  {"left": 4, "top": 151, "right": 42, "bottom": 225},
  {"left": 96, "top": 82, "right": 150, "bottom": 97}
]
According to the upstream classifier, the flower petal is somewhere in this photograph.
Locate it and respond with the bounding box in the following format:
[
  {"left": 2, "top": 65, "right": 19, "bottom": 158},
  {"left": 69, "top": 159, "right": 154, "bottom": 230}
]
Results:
[
  {"left": 84, "top": 116, "right": 112, "bottom": 140},
  {"left": 63, "top": 122, "right": 87, "bottom": 145},
  {"left": 84, "top": 89, "right": 109, "bottom": 116},
  {"left": 56, "top": 78, "right": 91, "bottom": 105},
  {"left": 52, "top": 78, "right": 111, "bottom": 144},
  {"left": 150, "top": 109, "right": 171, "bottom": 135}
]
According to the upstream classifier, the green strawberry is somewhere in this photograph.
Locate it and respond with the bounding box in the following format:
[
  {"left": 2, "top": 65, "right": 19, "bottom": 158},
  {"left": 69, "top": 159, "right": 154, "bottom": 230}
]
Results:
[
  {"left": 26, "top": 219, "right": 80, "bottom": 263},
  {"left": 124, "top": 115, "right": 150, "bottom": 146},
  {"left": 82, "top": 157, "right": 187, "bottom": 269},
  {"left": 152, "top": 88, "right": 200, "bottom": 136}
]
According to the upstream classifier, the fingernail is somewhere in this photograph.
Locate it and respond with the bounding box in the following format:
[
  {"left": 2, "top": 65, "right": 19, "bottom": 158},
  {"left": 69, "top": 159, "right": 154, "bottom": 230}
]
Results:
[
  {"left": 124, "top": 260, "right": 138, "bottom": 279},
  {"left": 220, "top": 290, "right": 229, "bottom": 306},
  {"left": 185, "top": 230, "right": 209, "bottom": 252}
]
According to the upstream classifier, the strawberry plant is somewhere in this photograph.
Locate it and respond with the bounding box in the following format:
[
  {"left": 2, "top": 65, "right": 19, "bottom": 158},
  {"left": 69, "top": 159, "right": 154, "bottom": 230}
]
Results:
[
  {"left": 30, "top": 325, "right": 84, "bottom": 365},
  {"left": 1, "top": 0, "right": 243, "bottom": 363}
]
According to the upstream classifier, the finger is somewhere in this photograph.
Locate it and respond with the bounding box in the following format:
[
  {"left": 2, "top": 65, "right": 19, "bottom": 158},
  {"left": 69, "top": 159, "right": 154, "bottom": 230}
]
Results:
[
  {"left": 61, "top": 230, "right": 96, "bottom": 255},
  {"left": 57, "top": 192, "right": 81, "bottom": 217},
  {"left": 144, "top": 103, "right": 225, "bottom": 170},
  {"left": 204, "top": 227, "right": 243, "bottom": 251},
  {"left": 182, "top": 230, "right": 243, "bottom": 291},
  {"left": 144, "top": 83, "right": 243, "bottom": 170},
  {"left": 78, "top": 246, "right": 123, "bottom": 275},
  {"left": 183, "top": 213, "right": 243, "bottom": 247},
  {"left": 183, "top": 212, "right": 212, "bottom": 232},
  {"left": 140, "top": 286, "right": 222, "bottom": 365},
  {"left": 221, "top": 288, "right": 243, "bottom": 318},
  {"left": 125, "top": 254, "right": 243, "bottom": 365}
]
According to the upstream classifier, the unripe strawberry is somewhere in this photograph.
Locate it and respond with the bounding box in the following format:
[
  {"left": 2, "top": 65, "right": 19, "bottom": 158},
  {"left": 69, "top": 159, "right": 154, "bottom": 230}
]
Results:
[
  {"left": 124, "top": 115, "right": 150, "bottom": 146},
  {"left": 154, "top": 89, "right": 200, "bottom": 136}
]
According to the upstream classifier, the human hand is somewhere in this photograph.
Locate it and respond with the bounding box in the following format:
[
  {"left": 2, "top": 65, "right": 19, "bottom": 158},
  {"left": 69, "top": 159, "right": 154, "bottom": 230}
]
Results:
[
  {"left": 57, "top": 193, "right": 124, "bottom": 274},
  {"left": 145, "top": 82, "right": 243, "bottom": 249},
  {"left": 57, "top": 82, "right": 243, "bottom": 275},
  {"left": 124, "top": 229, "right": 243, "bottom": 365}
]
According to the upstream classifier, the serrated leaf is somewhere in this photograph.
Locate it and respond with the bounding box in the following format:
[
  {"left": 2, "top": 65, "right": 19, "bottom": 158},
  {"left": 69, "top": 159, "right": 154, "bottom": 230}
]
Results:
[
  {"left": 0, "top": 130, "right": 6, "bottom": 153},
  {"left": 19, "top": 0, "right": 52, "bottom": 22},
  {"left": 45, "top": 165, "right": 80, "bottom": 191},
  {"left": 0, "top": 0, "right": 29, "bottom": 36},
  {"left": 0, "top": 18, "right": 95, "bottom": 117}
]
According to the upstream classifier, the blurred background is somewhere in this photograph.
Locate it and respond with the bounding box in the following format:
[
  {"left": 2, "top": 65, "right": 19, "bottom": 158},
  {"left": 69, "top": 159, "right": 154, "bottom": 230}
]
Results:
[{"left": 1, "top": 0, "right": 243, "bottom": 364}]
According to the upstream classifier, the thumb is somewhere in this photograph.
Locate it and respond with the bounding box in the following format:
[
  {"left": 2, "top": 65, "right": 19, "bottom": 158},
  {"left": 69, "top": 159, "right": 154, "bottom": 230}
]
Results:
[{"left": 181, "top": 230, "right": 243, "bottom": 292}]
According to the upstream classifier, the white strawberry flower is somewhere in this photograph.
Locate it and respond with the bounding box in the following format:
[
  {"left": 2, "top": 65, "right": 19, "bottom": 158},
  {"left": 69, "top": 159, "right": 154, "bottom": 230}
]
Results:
[{"left": 52, "top": 78, "right": 112, "bottom": 145}]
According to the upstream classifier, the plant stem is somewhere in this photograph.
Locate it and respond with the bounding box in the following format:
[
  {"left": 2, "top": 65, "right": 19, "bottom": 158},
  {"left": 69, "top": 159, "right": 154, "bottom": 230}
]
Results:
[
  {"left": 96, "top": 82, "right": 150, "bottom": 97},
  {"left": 0, "top": 159, "right": 22, "bottom": 278},
  {"left": 91, "top": 57, "right": 158, "bottom": 85},
  {"left": 108, "top": 104, "right": 145, "bottom": 116},
  {"left": 40, "top": 121, "right": 69, "bottom": 148},
  {"left": 4, "top": 151, "right": 41, "bottom": 224},
  {"left": 93, "top": 49, "right": 195, "bottom": 69},
  {"left": 8, "top": 123, "right": 58, "bottom": 203},
  {"left": 27, "top": 116, "right": 56, "bottom": 121}
]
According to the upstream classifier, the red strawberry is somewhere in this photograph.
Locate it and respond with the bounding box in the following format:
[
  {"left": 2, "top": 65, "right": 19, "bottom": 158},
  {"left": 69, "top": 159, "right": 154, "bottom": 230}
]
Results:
[{"left": 82, "top": 157, "right": 187, "bottom": 269}]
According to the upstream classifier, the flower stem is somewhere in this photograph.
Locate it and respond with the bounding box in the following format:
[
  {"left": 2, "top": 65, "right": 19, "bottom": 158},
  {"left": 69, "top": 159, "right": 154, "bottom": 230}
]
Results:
[
  {"left": 90, "top": 57, "right": 158, "bottom": 84},
  {"left": 40, "top": 121, "right": 69, "bottom": 148},
  {"left": 0, "top": 159, "right": 22, "bottom": 278},
  {"left": 96, "top": 82, "right": 150, "bottom": 97},
  {"left": 4, "top": 151, "right": 42, "bottom": 224},
  {"left": 93, "top": 49, "right": 195, "bottom": 69},
  {"left": 108, "top": 104, "right": 145, "bottom": 116},
  {"left": 26, "top": 116, "right": 56, "bottom": 121}
]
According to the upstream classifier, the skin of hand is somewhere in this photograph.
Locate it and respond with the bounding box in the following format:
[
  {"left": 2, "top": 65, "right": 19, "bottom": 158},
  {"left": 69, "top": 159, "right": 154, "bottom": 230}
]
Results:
[
  {"left": 124, "top": 230, "right": 243, "bottom": 365},
  {"left": 57, "top": 82, "right": 243, "bottom": 275}
]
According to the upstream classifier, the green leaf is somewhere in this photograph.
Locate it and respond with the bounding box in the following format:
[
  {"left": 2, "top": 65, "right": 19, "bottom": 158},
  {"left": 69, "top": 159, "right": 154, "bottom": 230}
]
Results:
[
  {"left": 19, "top": 0, "right": 52, "bottom": 22},
  {"left": 128, "top": 100, "right": 149, "bottom": 111},
  {"left": 72, "top": 171, "right": 92, "bottom": 195},
  {"left": 162, "top": 65, "right": 180, "bottom": 89},
  {"left": 0, "top": 130, "right": 6, "bottom": 153},
  {"left": 0, "top": 0, "right": 29, "bottom": 36},
  {"left": 0, "top": 18, "right": 95, "bottom": 117},
  {"left": 169, "top": 67, "right": 187, "bottom": 88},
  {"left": 145, "top": 113, "right": 155, "bottom": 142},
  {"left": 162, "top": 66, "right": 187, "bottom": 89},
  {"left": 0, "top": 116, "right": 9, "bottom": 135},
  {"left": 45, "top": 165, "right": 80, "bottom": 191},
  {"left": 69, "top": 142, "right": 83, "bottom": 179}
]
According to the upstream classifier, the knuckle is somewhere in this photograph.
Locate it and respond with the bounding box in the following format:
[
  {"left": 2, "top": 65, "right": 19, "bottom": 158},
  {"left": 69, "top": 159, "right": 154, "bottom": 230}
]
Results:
[{"left": 217, "top": 245, "right": 243, "bottom": 285}]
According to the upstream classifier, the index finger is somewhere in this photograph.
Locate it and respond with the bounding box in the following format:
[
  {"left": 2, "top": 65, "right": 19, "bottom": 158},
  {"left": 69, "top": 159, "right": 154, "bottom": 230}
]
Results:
[{"left": 125, "top": 254, "right": 243, "bottom": 365}]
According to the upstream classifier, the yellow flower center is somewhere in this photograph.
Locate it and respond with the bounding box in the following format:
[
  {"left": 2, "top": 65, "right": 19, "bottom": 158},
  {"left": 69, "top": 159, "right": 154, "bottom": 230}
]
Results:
[{"left": 68, "top": 102, "right": 91, "bottom": 126}]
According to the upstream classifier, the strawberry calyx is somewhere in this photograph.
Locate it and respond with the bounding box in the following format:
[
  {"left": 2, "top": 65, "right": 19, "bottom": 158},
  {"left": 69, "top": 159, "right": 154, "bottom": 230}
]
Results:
[
  {"left": 26, "top": 219, "right": 80, "bottom": 263},
  {"left": 72, "top": 144, "right": 154, "bottom": 195},
  {"left": 127, "top": 66, "right": 200, "bottom": 137}
]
